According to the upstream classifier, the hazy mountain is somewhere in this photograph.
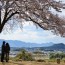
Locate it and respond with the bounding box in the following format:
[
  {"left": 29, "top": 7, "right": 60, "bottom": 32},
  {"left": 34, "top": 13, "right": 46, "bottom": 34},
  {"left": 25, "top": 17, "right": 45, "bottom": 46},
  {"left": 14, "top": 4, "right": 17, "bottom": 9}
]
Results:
[
  {"left": 48, "top": 43, "right": 65, "bottom": 50},
  {"left": 0, "top": 39, "right": 65, "bottom": 51},
  {"left": 0, "top": 39, "right": 54, "bottom": 47},
  {"left": 40, "top": 43, "right": 65, "bottom": 51}
]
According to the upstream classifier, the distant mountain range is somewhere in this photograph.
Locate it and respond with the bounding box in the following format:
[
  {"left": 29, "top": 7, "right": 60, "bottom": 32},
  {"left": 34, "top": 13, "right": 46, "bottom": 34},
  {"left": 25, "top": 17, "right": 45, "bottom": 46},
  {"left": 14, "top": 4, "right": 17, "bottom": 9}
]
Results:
[
  {"left": 0, "top": 39, "right": 65, "bottom": 51},
  {"left": 40, "top": 43, "right": 65, "bottom": 51},
  {"left": 0, "top": 39, "right": 54, "bottom": 47}
]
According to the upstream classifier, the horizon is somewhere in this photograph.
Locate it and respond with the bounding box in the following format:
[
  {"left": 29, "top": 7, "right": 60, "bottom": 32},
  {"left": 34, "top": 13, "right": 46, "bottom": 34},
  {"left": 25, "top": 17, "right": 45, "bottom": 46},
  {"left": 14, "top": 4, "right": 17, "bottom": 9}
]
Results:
[
  {"left": 0, "top": 39, "right": 65, "bottom": 44},
  {"left": 0, "top": 39, "right": 65, "bottom": 48}
]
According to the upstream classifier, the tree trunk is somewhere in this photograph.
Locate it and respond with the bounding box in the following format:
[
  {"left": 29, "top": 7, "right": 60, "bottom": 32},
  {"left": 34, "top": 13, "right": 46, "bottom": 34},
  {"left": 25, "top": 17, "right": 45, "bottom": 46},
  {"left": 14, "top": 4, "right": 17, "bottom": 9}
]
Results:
[{"left": 0, "top": 25, "right": 3, "bottom": 33}]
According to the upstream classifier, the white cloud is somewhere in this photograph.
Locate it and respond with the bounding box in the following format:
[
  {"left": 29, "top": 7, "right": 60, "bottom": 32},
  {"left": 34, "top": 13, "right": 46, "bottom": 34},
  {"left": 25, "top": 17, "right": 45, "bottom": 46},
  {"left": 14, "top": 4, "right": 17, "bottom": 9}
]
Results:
[
  {"left": 0, "top": 21, "right": 65, "bottom": 44},
  {"left": 0, "top": 26, "right": 64, "bottom": 44}
]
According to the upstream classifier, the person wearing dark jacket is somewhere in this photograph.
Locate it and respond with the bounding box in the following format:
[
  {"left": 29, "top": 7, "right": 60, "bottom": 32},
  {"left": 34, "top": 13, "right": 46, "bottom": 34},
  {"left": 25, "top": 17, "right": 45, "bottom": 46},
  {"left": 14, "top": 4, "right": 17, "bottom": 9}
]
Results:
[
  {"left": 5, "top": 43, "right": 10, "bottom": 62},
  {"left": 1, "top": 41, "right": 6, "bottom": 62}
]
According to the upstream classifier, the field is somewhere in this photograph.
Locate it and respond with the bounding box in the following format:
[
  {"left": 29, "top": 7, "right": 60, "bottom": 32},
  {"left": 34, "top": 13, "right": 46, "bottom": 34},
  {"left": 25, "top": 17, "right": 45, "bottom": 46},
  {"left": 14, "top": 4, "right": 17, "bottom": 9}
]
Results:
[
  {"left": 1, "top": 48, "right": 65, "bottom": 65},
  {"left": 0, "top": 60, "right": 65, "bottom": 65}
]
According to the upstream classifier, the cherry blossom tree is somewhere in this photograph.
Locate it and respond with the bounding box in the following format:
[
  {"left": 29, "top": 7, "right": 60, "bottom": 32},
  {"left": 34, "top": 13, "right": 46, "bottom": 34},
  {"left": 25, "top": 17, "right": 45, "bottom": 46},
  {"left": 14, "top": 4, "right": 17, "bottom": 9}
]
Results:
[{"left": 0, "top": 0, "right": 65, "bottom": 36}]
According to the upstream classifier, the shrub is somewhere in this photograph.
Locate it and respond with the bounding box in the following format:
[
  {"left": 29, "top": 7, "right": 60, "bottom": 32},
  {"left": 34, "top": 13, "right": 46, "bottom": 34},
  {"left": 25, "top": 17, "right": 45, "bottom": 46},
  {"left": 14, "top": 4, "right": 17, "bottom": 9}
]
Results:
[
  {"left": 15, "top": 49, "right": 34, "bottom": 61},
  {"left": 49, "top": 53, "right": 65, "bottom": 60}
]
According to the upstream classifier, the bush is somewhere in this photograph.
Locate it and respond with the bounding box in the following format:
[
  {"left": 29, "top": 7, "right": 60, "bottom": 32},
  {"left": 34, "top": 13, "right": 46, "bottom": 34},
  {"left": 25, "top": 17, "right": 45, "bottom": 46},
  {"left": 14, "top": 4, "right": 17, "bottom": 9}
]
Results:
[
  {"left": 49, "top": 53, "right": 65, "bottom": 60},
  {"left": 15, "top": 49, "right": 34, "bottom": 61}
]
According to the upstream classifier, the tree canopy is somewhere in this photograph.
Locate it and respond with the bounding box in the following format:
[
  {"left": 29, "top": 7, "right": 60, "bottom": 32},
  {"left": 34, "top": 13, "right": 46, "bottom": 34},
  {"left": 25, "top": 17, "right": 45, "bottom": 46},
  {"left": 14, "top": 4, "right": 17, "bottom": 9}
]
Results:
[{"left": 0, "top": 0, "right": 65, "bottom": 36}]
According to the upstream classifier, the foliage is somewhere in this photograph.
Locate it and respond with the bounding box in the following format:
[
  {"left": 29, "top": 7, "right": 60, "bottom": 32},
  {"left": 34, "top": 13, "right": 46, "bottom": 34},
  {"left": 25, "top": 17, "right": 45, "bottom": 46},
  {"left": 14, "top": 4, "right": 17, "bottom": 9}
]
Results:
[
  {"left": 15, "top": 49, "right": 34, "bottom": 61},
  {"left": 49, "top": 53, "right": 65, "bottom": 59},
  {"left": 0, "top": 0, "right": 65, "bottom": 37}
]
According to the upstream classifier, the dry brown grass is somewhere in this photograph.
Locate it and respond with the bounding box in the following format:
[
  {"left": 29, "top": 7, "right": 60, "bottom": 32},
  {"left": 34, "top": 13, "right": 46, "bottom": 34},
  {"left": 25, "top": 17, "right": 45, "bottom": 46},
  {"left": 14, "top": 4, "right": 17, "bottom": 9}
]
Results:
[
  {"left": 0, "top": 61, "right": 65, "bottom": 65},
  {"left": 21, "top": 61, "right": 65, "bottom": 65}
]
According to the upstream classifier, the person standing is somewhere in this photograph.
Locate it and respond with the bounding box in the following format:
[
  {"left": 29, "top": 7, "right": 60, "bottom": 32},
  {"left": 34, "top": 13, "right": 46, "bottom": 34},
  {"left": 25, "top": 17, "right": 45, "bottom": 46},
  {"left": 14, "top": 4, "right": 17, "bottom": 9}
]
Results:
[
  {"left": 5, "top": 43, "right": 10, "bottom": 62},
  {"left": 1, "top": 41, "right": 6, "bottom": 62}
]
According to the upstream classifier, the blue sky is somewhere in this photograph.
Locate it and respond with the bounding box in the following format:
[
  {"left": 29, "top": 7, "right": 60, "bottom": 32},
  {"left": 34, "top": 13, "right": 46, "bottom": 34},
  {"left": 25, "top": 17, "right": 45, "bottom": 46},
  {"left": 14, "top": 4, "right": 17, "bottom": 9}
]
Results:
[
  {"left": 0, "top": 21, "right": 65, "bottom": 44},
  {"left": 0, "top": 0, "right": 65, "bottom": 44}
]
